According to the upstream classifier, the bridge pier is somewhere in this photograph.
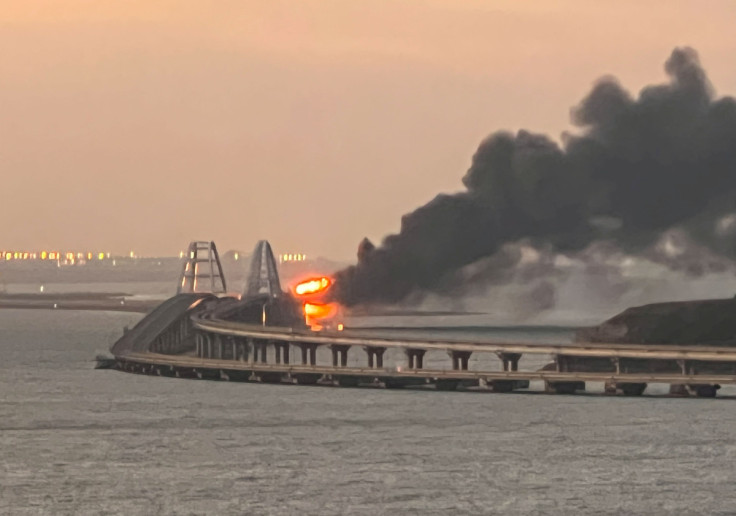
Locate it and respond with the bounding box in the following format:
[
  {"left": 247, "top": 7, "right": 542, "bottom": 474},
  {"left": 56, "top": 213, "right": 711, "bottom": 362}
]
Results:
[
  {"left": 216, "top": 335, "right": 223, "bottom": 359},
  {"left": 330, "top": 345, "right": 350, "bottom": 367},
  {"left": 273, "top": 342, "right": 290, "bottom": 365},
  {"left": 251, "top": 339, "right": 268, "bottom": 364},
  {"left": 295, "top": 343, "right": 318, "bottom": 365},
  {"left": 449, "top": 350, "right": 472, "bottom": 370},
  {"left": 196, "top": 333, "right": 214, "bottom": 359},
  {"left": 497, "top": 352, "right": 521, "bottom": 371},
  {"left": 364, "top": 346, "right": 386, "bottom": 368},
  {"left": 405, "top": 349, "right": 426, "bottom": 369},
  {"left": 195, "top": 334, "right": 202, "bottom": 358}
]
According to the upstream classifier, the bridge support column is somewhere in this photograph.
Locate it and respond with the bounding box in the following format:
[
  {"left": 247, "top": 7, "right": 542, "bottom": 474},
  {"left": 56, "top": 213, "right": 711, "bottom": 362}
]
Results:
[
  {"left": 240, "top": 338, "right": 250, "bottom": 362},
  {"left": 252, "top": 339, "right": 268, "bottom": 363},
  {"left": 259, "top": 341, "right": 268, "bottom": 363},
  {"left": 497, "top": 352, "right": 521, "bottom": 372},
  {"left": 272, "top": 342, "right": 289, "bottom": 365},
  {"left": 274, "top": 342, "right": 282, "bottom": 364},
  {"left": 405, "top": 349, "right": 426, "bottom": 369},
  {"left": 245, "top": 338, "right": 254, "bottom": 363},
  {"left": 330, "top": 345, "right": 350, "bottom": 367},
  {"left": 300, "top": 344, "right": 308, "bottom": 365},
  {"left": 296, "top": 343, "right": 318, "bottom": 366},
  {"left": 448, "top": 350, "right": 472, "bottom": 370},
  {"left": 363, "top": 346, "right": 386, "bottom": 368}
]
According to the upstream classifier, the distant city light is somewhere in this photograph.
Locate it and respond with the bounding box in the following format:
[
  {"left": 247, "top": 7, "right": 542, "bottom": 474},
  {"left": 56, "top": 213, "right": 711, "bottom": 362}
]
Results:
[
  {"left": 0, "top": 249, "right": 128, "bottom": 263},
  {"left": 279, "top": 253, "right": 307, "bottom": 263}
]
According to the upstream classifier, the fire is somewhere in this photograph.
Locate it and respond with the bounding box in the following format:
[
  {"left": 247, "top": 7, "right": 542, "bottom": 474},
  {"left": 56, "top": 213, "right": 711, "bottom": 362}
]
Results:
[
  {"left": 304, "top": 302, "right": 337, "bottom": 319},
  {"left": 293, "top": 275, "right": 343, "bottom": 330},
  {"left": 294, "top": 276, "right": 331, "bottom": 296}
]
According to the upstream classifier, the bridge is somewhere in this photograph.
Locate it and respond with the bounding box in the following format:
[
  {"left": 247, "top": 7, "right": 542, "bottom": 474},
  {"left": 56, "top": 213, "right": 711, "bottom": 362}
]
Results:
[
  {"left": 105, "top": 240, "right": 736, "bottom": 398},
  {"left": 113, "top": 313, "right": 736, "bottom": 397}
]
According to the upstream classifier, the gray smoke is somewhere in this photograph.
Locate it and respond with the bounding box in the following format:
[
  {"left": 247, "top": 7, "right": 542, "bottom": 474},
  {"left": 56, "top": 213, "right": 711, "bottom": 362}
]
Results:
[{"left": 334, "top": 48, "right": 736, "bottom": 307}]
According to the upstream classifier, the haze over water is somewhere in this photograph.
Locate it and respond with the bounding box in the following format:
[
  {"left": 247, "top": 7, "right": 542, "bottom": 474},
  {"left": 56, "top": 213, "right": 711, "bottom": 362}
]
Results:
[{"left": 3, "top": 305, "right": 736, "bottom": 515}]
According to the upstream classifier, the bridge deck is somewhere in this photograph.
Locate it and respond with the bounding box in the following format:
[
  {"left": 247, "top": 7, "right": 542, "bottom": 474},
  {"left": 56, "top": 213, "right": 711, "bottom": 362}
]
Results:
[
  {"left": 192, "top": 318, "right": 736, "bottom": 362},
  {"left": 119, "top": 352, "right": 736, "bottom": 386}
]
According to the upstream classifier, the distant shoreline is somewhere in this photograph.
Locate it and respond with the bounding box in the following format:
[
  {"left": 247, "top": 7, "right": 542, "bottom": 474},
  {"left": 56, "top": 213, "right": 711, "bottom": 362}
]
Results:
[{"left": 0, "top": 292, "right": 156, "bottom": 313}]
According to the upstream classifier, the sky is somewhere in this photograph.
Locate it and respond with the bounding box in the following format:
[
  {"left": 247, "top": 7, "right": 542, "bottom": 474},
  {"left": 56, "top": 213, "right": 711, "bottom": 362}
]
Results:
[{"left": 1, "top": 0, "right": 735, "bottom": 259}]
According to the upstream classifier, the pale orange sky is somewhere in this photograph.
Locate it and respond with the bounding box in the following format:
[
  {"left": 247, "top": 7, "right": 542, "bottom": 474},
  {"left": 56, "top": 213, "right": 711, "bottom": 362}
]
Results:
[{"left": 1, "top": 1, "right": 735, "bottom": 258}]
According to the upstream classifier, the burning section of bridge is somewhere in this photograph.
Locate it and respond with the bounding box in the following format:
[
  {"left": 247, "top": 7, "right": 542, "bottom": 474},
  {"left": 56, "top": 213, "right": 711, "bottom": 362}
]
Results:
[{"left": 292, "top": 276, "right": 343, "bottom": 331}]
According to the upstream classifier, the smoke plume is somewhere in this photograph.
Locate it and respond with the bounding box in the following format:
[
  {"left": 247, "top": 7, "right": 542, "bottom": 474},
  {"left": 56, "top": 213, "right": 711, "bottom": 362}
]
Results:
[{"left": 334, "top": 48, "right": 736, "bottom": 307}]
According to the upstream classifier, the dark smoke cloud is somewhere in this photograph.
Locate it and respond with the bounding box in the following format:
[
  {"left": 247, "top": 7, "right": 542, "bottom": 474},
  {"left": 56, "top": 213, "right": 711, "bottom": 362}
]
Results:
[{"left": 334, "top": 48, "right": 736, "bottom": 307}]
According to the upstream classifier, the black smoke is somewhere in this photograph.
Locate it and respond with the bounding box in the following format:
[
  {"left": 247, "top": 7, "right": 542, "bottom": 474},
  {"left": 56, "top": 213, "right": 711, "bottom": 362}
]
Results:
[{"left": 334, "top": 48, "right": 736, "bottom": 307}]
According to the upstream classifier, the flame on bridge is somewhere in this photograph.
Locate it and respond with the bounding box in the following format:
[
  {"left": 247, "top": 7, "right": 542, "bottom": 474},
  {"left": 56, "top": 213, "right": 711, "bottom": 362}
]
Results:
[
  {"left": 292, "top": 275, "right": 342, "bottom": 331},
  {"left": 304, "top": 302, "right": 337, "bottom": 319},
  {"left": 294, "top": 276, "right": 331, "bottom": 296}
]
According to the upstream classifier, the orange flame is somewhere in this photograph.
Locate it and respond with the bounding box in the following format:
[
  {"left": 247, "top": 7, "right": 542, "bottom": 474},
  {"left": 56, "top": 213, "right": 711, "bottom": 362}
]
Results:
[
  {"left": 294, "top": 276, "right": 332, "bottom": 296},
  {"left": 304, "top": 302, "right": 337, "bottom": 319}
]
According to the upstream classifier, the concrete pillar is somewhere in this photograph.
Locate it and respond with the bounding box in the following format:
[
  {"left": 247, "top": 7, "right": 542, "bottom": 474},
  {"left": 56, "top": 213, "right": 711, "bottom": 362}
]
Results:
[
  {"left": 283, "top": 344, "right": 290, "bottom": 365},
  {"left": 331, "top": 347, "right": 339, "bottom": 367},
  {"left": 275, "top": 344, "right": 282, "bottom": 364},
  {"left": 448, "top": 350, "right": 471, "bottom": 371},
  {"left": 367, "top": 349, "right": 374, "bottom": 368},
  {"left": 330, "top": 345, "right": 350, "bottom": 367},
  {"left": 406, "top": 349, "right": 426, "bottom": 369},
  {"left": 376, "top": 348, "right": 385, "bottom": 368},
  {"left": 300, "top": 344, "right": 309, "bottom": 365},
  {"left": 247, "top": 338, "right": 254, "bottom": 364},
  {"left": 309, "top": 345, "right": 317, "bottom": 366},
  {"left": 497, "top": 352, "right": 522, "bottom": 372}
]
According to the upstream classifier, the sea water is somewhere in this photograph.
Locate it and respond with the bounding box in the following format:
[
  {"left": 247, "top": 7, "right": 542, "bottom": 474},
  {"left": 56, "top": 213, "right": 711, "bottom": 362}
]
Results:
[{"left": 1, "top": 308, "right": 736, "bottom": 515}]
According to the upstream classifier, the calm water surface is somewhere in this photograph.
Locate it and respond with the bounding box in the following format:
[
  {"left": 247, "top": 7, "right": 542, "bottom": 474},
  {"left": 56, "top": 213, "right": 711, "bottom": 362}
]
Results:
[{"left": 2, "top": 309, "right": 736, "bottom": 515}]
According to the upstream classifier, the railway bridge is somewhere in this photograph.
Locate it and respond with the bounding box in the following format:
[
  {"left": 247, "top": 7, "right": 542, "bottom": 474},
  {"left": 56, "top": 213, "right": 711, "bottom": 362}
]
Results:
[{"left": 108, "top": 240, "right": 736, "bottom": 398}]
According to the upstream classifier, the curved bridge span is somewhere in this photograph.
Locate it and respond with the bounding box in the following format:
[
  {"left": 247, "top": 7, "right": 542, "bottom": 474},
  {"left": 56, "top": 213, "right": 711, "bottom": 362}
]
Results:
[
  {"left": 105, "top": 239, "right": 736, "bottom": 398},
  {"left": 110, "top": 307, "right": 736, "bottom": 398}
]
